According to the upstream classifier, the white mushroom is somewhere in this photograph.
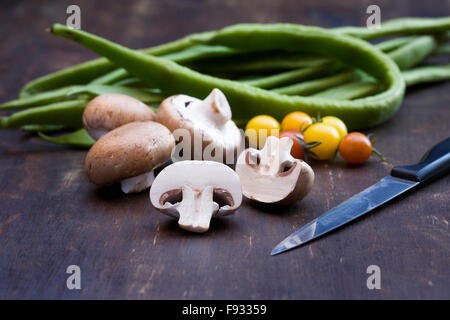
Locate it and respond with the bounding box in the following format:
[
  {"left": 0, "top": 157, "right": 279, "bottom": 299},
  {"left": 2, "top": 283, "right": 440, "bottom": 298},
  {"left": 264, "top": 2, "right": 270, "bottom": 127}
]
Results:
[
  {"left": 85, "top": 121, "right": 174, "bottom": 193},
  {"left": 235, "top": 136, "right": 314, "bottom": 205},
  {"left": 83, "top": 93, "right": 156, "bottom": 140},
  {"left": 150, "top": 160, "right": 242, "bottom": 233},
  {"left": 156, "top": 88, "right": 241, "bottom": 162}
]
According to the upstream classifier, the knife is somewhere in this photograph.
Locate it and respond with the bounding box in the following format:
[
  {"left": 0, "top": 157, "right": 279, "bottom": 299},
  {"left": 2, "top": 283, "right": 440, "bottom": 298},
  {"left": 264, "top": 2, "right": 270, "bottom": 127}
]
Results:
[{"left": 271, "top": 137, "right": 450, "bottom": 256}]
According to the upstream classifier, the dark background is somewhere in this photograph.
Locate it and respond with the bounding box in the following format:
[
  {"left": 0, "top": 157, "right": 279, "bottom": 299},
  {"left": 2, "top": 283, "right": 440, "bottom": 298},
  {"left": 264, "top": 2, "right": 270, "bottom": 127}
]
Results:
[{"left": 0, "top": 0, "right": 449, "bottom": 299}]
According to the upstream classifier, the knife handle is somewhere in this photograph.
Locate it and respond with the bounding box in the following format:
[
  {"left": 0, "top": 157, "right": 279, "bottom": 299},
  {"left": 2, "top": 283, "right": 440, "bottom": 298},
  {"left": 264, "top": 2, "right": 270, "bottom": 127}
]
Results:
[{"left": 391, "top": 137, "right": 450, "bottom": 183}]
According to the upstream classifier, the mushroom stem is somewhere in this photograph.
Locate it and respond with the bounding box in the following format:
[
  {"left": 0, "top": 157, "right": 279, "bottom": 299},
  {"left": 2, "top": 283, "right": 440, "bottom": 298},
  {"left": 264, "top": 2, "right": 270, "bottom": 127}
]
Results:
[
  {"left": 120, "top": 170, "right": 156, "bottom": 194},
  {"left": 85, "top": 122, "right": 174, "bottom": 191},
  {"left": 236, "top": 136, "right": 315, "bottom": 204},
  {"left": 177, "top": 185, "right": 218, "bottom": 233},
  {"left": 201, "top": 88, "right": 231, "bottom": 124},
  {"left": 150, "top": 160, "right": 242, "bottom": 233}
]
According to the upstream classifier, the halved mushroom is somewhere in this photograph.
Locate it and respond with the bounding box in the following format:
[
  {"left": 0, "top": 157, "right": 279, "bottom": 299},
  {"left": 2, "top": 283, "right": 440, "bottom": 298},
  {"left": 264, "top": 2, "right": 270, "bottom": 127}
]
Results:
[
  {"left": 235, "top": 136, "right": 314, "bottom": 205},
  {"left": 85, "top": 121, "right": 174, "bottom": 193},
  {"left": 83, "top": 93, "right": 156, "bottom": 140},
  {"left": 156, "top": 88, "right": 242, "bottom": 163},
  {"left": 150, "top": 160, "right": 242, "bottom": 233}
]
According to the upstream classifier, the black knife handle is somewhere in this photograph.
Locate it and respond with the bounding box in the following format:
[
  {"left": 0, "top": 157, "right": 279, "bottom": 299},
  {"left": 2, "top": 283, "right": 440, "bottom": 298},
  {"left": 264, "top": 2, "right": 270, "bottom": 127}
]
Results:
[{"left": 391, "top": 137, "right": 450, "bottom": 183}]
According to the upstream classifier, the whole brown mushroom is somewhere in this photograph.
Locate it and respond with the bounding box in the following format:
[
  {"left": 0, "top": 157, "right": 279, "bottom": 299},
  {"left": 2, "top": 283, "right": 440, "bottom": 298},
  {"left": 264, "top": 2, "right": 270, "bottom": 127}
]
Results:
[
  {"left": 85, "top": 121, "right": 175, "bottom": 193},
  {"left": 82, "top": 93, "right": 156, "bottom": 140}
]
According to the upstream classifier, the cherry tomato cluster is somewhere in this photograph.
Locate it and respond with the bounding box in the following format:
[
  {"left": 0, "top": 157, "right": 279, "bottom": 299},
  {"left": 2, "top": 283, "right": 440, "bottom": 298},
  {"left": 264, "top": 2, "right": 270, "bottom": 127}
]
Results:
[{"left": 245, "top": 111, "right": 384, "bottom": 164}]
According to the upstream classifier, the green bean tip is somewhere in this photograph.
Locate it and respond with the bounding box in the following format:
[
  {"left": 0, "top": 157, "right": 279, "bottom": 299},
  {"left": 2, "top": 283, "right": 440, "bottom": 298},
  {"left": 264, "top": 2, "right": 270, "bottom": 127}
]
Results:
[{"left": 0, "top": 117, "right": 8, "bottom": 128}]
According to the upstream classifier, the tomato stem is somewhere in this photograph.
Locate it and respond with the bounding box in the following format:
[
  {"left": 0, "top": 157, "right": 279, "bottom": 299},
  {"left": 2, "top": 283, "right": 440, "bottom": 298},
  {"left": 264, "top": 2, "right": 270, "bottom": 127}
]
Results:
[
  {"left": 312, "top": 112, "right": 322, "bottom": 124},
  {"left": 372, "top": 147, "right": 386, "bottom": 161},
  {"left": 295, "top": 135, "right": 321, "bottom": 161}
]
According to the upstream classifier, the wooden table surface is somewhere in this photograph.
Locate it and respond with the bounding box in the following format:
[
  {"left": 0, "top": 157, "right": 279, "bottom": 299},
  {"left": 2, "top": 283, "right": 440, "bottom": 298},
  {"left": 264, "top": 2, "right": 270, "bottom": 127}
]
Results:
[{"left": 0, "top": 0, "right": 449, "bottom": 299}]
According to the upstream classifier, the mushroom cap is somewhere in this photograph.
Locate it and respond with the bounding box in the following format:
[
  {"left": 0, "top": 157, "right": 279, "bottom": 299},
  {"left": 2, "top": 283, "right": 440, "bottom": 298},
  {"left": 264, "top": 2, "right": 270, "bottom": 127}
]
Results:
[
  {"left": 83, "top": 93, "right": 156, "bottom": 140},
  {"left": 156, "top": 89, "right": 241, "bottom": 161},
  {"left": 235, "top": 136, "right": 314, "bottom": 205},
  {"left": 150, "top": 160, "right": 242, "bottom": 217},
  {"left": 85, "top": 121, "right": 174, "bottom": 185}
]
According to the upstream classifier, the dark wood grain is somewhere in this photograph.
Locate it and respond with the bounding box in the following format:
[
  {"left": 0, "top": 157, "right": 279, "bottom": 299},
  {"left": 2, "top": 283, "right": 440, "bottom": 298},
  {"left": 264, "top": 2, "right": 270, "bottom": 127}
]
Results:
[{"left": 0, "top": 0, "right": 449, "bottom": 299}]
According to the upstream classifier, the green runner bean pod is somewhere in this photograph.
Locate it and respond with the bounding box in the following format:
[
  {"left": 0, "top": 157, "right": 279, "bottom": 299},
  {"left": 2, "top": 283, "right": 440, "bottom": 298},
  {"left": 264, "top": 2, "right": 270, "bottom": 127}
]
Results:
[
  {"left": 312, "top": 82, "right": 380, "bottom": 100},
  {"left": 333, "top": 17, "right": 450, "bottom": 40},
  {"left": 19, "top": 30, "right": 216, "bottom": 97},
  {"left": 272, "top": 71, "right": 354, "bottom": 96},
  {"left": 388, "top": 35, "right": 438, "bottom": 70},
  {"left": 240, "top": 63, "right": 331, "bottom": 89},
  {"left": 90, "top": 44, "right": 244, "bottom": 85},
  {"left": 51, "top": 23, "right": 405, "bottom": 130},
  {"left": 373, "top": 36, "right": 418, "bottom": 52},
  {"left": 20, "top": 17, "right": 449, "bottom": 98},
  {"left": 38, "top": 129, "right": 95, "bottom": 148},
  {"left": 22, "top": 124, "right": 66, "bottom": 132},
  {"left": 1, "top": 99, "right": 87, "bottom": 129},
  {"left": 0, "top": 86, "right": 78, "bottom": 109},
  {"left": 402, "top": 64, "right": 450, "bottom": 86}
]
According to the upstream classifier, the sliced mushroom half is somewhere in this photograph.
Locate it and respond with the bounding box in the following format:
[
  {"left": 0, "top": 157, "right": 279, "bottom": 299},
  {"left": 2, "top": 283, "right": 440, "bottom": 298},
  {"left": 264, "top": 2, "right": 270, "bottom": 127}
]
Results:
[
  {"left": 150, "top": 160, "right": 242, "bottom": 233},
  {"left": 235, "top": 136, "right": 314, "bottom": 205},
  {"left": 156, "top": 88, "right": 241, "bottom": 162},
  {"left": 83, "top": 93, "right": 156, "bottom": 140},
  {"left": 85, "top": 121, "right": 175, "bottom": 193}
]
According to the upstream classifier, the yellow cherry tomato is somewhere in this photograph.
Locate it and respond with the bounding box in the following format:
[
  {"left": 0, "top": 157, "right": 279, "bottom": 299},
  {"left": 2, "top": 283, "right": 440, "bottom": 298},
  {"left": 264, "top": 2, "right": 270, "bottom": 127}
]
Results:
[
  {"left": 322, "top": 116, "right": 348, "bottom": 140},
  {"left": 245, "top": 115, "right": 280, "bottom": 148},
  {"left": 303, "top": 123, "right": 340, "bottom": 160},
  {"left": 281, "top": 111, "right": 313, "bottom": 132}
]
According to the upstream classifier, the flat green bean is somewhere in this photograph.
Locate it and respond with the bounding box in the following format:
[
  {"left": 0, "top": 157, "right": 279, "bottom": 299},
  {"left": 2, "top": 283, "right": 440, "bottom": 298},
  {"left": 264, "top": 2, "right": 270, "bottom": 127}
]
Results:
[
  {"left": 51, "top": 37, "right": 411, "bottom": 94},
  {"left": 66, "top": 85, "right": 165, "bottom": 104},
  {"left": 266, "top": 35, "right": 439, "bottom": 96},
  {"left": 333, "top": 17, "right": 450, "bottom": 40},
  {"left": 162, "top": 44, "right": 242, "bottom": 63},
  {"left": 402, "top": 64, "right": 450, "bottom": 86},
  {"left": 38, "top": 129, "right": 95, "bottom": 148},
  {"left": 89, "top": 68, "right": 130, "bottom": 85},
  {"left": 1, "top": 99, "right": 87, "bottom": 129},
  {"left": 388, "top": 36, "right": 438, "bottom": 70},
  {"left": 241, "top": 63, "right": 331, "bottom": 89},
  {"left": 19, "top": 61, "right": 115, "bottom": 98},
  {"left": 19, "top": 17, "right": 450, "bottom": 98},
  {"left": 2, "top": 84, "right": 163, "bottom": 110},
  {"left": 51, "top": 23, "right": 405, "bottom": 130},
  {"left": 198, "top": 36, "right": 416, "bottom": 78},
  {"left": 90, "top": 44, "right": 244, "bottom": 85},
  {"left": 270, "top": 35, "right": 441, "bottom": 96},
  {"left": 374, "top": 36, "right": 417, "bottom": 52},
  {"left": 112, "top": 77, "right": 146, "bottom": 87},
  {"left": 0, "top": 86, "right": 78, "bottom": 109},
  {"left": 19, "top": 30, "right": 216, "bottom": 97},
  {"left": 22, "top": 124, "right": 66, "bottom": 132},
  {"left": 272, "top": 71, "right": 354, "bottom": 95},
  {"left": 189, "top": 35, "right": 433, "bottom": 81},
  {"left": 313, "top": 82, "right": 380, "bottom": 100},
  {"left": 190, "top": 52, "right": 331, "bottom": 75}
]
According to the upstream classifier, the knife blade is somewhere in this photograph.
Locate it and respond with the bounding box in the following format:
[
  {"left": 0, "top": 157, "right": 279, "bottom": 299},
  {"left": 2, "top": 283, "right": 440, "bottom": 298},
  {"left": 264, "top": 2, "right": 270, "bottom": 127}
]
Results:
[{"left": 271, "top": 137, "right": 450, "bottom": 256}]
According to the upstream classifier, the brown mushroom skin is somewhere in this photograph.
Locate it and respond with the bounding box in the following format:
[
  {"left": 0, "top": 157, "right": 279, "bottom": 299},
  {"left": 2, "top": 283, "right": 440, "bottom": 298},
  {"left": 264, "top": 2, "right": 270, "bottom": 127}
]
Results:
[
  {"left": 276, "top": 160, "right": 314, "bottom": 205},
  {"left": 155, "top": 95, "right": 191, "bottom": 134},
  {"left": 83, "top": 93, "right": 156, "bottom": 140},
  {"left": 85, "top": 121, "right": 174, "bottom": 186},
  {"left": 157, "top": 96, "right": 203, "bottom": 159}
]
